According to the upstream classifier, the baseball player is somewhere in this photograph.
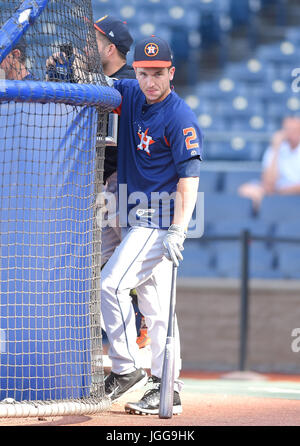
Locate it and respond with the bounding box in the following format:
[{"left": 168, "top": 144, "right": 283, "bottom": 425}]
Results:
[{"left": 101, "top": 36, "right": 202, "bottom": 415}]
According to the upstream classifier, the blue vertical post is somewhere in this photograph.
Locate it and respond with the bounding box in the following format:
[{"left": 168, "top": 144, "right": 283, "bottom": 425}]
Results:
[{"left": 239, "top": 229, "right": 250, "bottom": 371}]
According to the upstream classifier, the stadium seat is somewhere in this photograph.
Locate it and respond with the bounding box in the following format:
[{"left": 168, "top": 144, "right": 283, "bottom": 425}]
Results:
[
  {"left": 204, "top": 138, "right": 263, "bottom": 161},
  {"left": 197, "top": 113, "right": 226, "bottom": 131},
  {"left": 266, "top": 95, "right": 300, "bottom": 119},
  {"left": 259, "top": 79, "right": 291, "bottom": 106},
  {"left": 272, "top": 221, "right": 300, "bottom": 278},
  {"left": 204, "top": 194, "right": 253, "bottom": 226},
  {"left": 195, "top": 78, "right": 242, "bottom": 103},
  {"left": 222, "top": 170, "right": 262, "bottom": 194},
  {"left": 248, "top": 114, "right": 270, "bottom": 133},
  {"left": 276, "top": 246, "right": 300, "bottom": 279},
  {"left": 198, "top": 170, "right": 222, "bottom": 193},
  {"left": 151, "top": 4, "right": 200, "bottom": 30},
  {"left": 210, "top": 217, "right": 276, "bottom": 278},
  {"left": 285, "top": 27, "right": 300, "bottom": 45},
  {"left": 210, "top": 219, "right": 273, "bottom": 239},
  {"left": 273, "top": 221, "right": 300, "bottom": 238},
  {"left": 224, "top": 59, "right": 267, "bottom": 85},
  {"left": 218, "top": 96, "right": 266, "bottom": 130},
  {"left": 257, "top": 41, "right": 300, "bottom": 67},
  {"left": 258, "top": 196, "right": 300, "bottom": 223},
  {"left": 214, "top": 240, "right": 277, "bottom": 278},
  {"left": 177, "top": 239, "right": 217, "bottom": 278},
  {"left": 230, "top": 0, "right": 252, "bottom": 25}
]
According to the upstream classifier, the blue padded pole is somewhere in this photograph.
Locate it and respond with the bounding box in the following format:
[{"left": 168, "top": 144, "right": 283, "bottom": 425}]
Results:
[
  {"left": 0, "top": 0, "right": 49, "bottom": 64},
  {"left": 0, "top": 79, "right": 121, "bottom": 110}
]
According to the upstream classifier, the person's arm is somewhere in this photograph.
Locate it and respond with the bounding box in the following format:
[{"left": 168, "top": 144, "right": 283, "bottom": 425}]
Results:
[
  {"left": 163, "top": 107, "right": 202, "bottom": 266},
  {"left": 262, "top": 130, "right": 285, "bottom": 194},
  {"left": 279, "top": 184, "right": 300, "bottom": 195},
  {"left": 172, "top": 177, "right": 199, "bottom": 229},
  {"left": 163, "top": 173, "right": 200, "bottom": 267}
]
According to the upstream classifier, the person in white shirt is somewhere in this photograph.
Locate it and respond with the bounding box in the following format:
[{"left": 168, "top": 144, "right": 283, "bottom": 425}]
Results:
[{"left": 238, "top": 117, "right": 300, "bottom": 210}]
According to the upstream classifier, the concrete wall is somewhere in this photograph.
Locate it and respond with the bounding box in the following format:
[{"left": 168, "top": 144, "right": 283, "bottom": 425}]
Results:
[{"left": 177, "top": 278, "right": 300, "bottom": 374}]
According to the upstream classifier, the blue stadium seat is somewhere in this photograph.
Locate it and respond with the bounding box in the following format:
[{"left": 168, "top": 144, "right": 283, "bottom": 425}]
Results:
[
  {"left": 273, "top": 222, "right": 300, "bottom": 238},
  {"left": 197, "top": 113, "right": 227, "bottom": 131},
  {"left": 222, "top": 170, "right": 262, "bottom": 194},
  {"left": 177, "top": 240, "right": 217, "bottom": 278},
  {"left": 211, "top": 219, "right": 272, "bottom": 239},
  {"left": 214, "top": 241, "right": 277, "bottom": 278},
  {"left": 230, "top": 0, "right": 252, "bottom": 25},
  {"left": 210, "top": 218, "right": 276, "bottom": 278},
  {"left": 218, "top": 96, "right": 266, "bottom": 130},
  {"left": 204, "top": 194, "right": 253, "bottom": 226},
  {"left": 276, "top": 65, "right": 298, "bottom": 84},
  {"left": 258, "top": 196, "right": 300, "bottom": 223},
  {"left": 285, "top": 27, "right": 300, "bottom": 45},
  {"left": 228, "top": 113, "right": 269, "bottom": 134},
  {"left": 272, "top": 221, "right": 300, "bottom": 278},
  {"left": 153, "top": 4, "right": 200, "bottom": 30},
  {"left": 266, "top": 95, "right": 300, "bottom": 120},
  {"left": 259, "top": 80, "right": 291, "bottom": 105},
  {"left": 257, "top": 42, "right": 300, "bottom": 67},
  {"left": 204, "top": 138, "right": 263, "bottom": 161},
  {"left": 198, "top": 170, "right": 222, "bottom": 193},
  {"left": 129, "top": 23, "right": 172, "bottom": 43},
  {"left": 276, "top": 246, "right": 300, "bottom": 279},
  {"left": 196, "top": 78, "right": 242, "bottom": 103},
  {"left": 224, "top": 59, "right": 267, "bottom": 85}
]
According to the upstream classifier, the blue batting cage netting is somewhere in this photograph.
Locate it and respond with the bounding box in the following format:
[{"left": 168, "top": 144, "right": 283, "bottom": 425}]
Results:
[{"left": 0, "top": 0, "right": 120, "bottom": 414}]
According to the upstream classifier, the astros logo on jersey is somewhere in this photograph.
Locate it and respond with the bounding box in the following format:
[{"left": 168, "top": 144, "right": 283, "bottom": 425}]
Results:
[
  {"left": 144, "top": 43, "right": 159, "bottom": 57},
  {"left": 137, "top": 128, "right": 155, "bottom": 156}
]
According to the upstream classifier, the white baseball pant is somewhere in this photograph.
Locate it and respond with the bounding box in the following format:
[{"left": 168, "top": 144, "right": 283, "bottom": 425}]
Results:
[
  {"left": 101, "top": 225, "right": 182, "bottom": 390},
  {"left": 100, "top": 172, "right": 121, "bottom": 267}
]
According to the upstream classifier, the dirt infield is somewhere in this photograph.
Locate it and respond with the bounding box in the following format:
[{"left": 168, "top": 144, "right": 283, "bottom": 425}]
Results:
[{"left": 1, "top": 372, "right": 300, "bottom": 427}]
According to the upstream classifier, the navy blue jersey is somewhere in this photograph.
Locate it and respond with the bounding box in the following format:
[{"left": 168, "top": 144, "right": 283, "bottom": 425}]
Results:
[
  {"left": 114, "top": 78, "right": 203, "bottom": 228},
  {"left": 103, "top": 64, "right": 136, "bottom": 184}
]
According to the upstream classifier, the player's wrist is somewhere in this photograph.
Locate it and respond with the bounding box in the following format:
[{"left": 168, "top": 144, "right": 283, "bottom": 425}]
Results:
[{"left": 168, "top": 224, "right": 186, "bottom": 238}]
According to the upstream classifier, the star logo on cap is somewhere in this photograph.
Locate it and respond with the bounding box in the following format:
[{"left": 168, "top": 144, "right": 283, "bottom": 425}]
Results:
[{"left": 144, "top": 43, "right": 159, "bottom": 57}]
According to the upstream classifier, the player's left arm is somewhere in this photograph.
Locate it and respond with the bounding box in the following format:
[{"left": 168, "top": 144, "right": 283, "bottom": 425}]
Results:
[
  {"left": 172, "top": 176, "right": 199, "bottom": 229},
  {"left": 168, "top": 108, "right": 203, "bottom": 229},
  {"left": 162, "top": 108, "right": 203, "bottom": 266},
  {"left": 163, "top": 173, "right": 200, "bottom": 267}
]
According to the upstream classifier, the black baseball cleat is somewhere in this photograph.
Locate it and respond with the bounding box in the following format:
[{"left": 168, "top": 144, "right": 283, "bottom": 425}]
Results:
[
  {"left": 105, "top": 368, "right": 148, "bottom": 402},
  {"left": 125, "top": 376, "right": 182, "bottom": 415}
]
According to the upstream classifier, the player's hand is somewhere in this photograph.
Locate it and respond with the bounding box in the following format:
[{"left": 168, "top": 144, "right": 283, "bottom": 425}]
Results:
[
  {"left": 46, "top": 51, "right": 68, "bottom": 81},
  {"left": 163, "top": 224, "right": 186, "bottom": 267},
  {"left": 45, "top": 48, "right": 87, "bottom": 83},
  {"left": 46, "top": 52, "right": 65, "bottom": 69}
]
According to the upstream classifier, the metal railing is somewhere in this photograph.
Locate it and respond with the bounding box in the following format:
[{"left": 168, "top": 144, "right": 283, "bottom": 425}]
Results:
[{"left": 199, "top": 230, "right": 300, "bottom": 371}]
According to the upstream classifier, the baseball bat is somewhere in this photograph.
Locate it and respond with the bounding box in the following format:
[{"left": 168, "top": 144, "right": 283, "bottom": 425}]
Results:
[{"left": 159, "top": 263, "right": 178, "bottom": 419}]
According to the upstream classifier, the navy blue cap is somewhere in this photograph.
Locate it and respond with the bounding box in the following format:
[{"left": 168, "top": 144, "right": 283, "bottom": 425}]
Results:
[
  {"left": 94, "top": 15, "right": 133, "bottom": 56},
  {"left": 133, "top": 36, "right": 173, "bottom": 68}
]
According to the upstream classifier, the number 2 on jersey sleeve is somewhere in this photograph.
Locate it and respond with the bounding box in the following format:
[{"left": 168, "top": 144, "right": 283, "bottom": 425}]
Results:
[{"left": 183, "top": 127, "right": 199, "bottom": 150}]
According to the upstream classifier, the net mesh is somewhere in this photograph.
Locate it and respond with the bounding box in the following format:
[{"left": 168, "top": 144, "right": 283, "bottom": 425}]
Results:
[{"left": 0, "top": 0, "right": 109, "bottom": 416}]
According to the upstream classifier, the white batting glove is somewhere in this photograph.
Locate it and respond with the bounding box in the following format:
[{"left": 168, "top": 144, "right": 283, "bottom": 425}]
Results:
[{"left": 163, "top": 224, "right": 186, "bottom": 267}]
